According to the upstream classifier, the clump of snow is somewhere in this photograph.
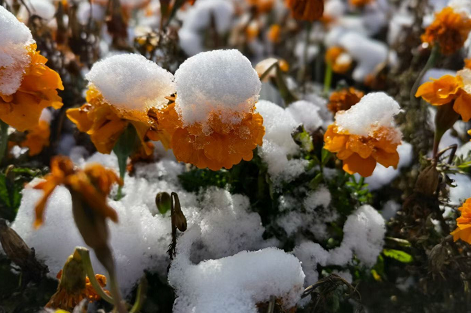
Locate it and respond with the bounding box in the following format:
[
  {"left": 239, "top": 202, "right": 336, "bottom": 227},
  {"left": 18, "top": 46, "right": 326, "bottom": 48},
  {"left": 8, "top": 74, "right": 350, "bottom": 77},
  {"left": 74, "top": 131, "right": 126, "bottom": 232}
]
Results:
[
  {"left": 364, "top": 142, "right": 413, "bottom": 190},
  {"left": 10, "top": 152, "right": 277, "bottom": 295},
  {"left": 449, "top": 0, "right": 471, "bottom": 16},
  {"left": 381, "top": 200, "right": 401, "bottom": 220},
  {"left": 304, "top": 186, "right": 332, "bottom": 212},
  {"left": 335, "top": 92, "right": 402, "bottom": 141},
  {"left": 294, "top": 205, "right": 385, "bottom": 285},
  {"left": 178, "top": 0, "right": 235, "bottom": 56},
  {"left": 85, "top": 54, "right": 175, "bottom": 113},
  {"left": 0, "top": 5, "right": 35, "bottom": 95},
  {"left": 326, "top": 29, "right": 388, "bottom": 81},
  {"left": 174, "top": 49, "right": 261, "bottom": 126},
  {"left": 18, "top": 0, "right": 56, "bottom": 21},
  {"left": 286, "top": 100, "right": 323, "bottom": 133},
  {"left": 256, "top": 100, "right": 309, "bottom": 186},
  {"left": 169, "top": 225, "right": 304, "bottom": 313}
]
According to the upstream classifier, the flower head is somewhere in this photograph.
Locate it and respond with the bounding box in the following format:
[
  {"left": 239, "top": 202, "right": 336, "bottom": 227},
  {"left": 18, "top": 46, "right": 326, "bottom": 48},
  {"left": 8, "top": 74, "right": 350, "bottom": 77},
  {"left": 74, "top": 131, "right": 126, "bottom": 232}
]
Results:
[
  {"left": 324, "top": 93, "right": 402, "bottom": 177},
  {"left": 327, "top": 87, "right": 364, "bottom": 114},
  {"left": 0, "top": 6, "right": 63, "bottom": 131},
  {"left": 33, "top": 156, "right": 122, "bottom": 229},
  {"left": 267, "top": 24, "right": 281, "bottom": 43},
  {"left": 349, "top": 0, "right": 374, "bottom": 7},
  {"left": 451, "top": 198, "right": 471, "bottom": 244},
  {"left": 416, "top": 69, "right": 471, "bottom": 121},
  {"left": 465, "top": 58, "right": 471, "bottom": 69},
  {"left": 325, "top": 46, "right": 353, "bottom": 74},
  {"left": 20, "top": 110, "right": 51, "bottom": 156},
  {"left": 285, "top": 0, "right": 324, "bottom": 22},
  {"left": 66, "top": 54, "right": 175, "bottom": 154},
  {"left": 157, "top": 50, "right": 265, "bottom": 170},
  {"left": 46, "top": 249, "right": 109, "bottom": 310},
  {"left": 421, "top": 6, "right": 471, "bottom": 55}
]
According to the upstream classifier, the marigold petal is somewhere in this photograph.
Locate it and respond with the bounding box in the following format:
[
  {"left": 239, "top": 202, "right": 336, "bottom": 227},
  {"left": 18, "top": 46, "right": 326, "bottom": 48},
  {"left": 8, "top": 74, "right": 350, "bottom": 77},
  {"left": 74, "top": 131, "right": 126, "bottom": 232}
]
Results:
[
  {"left": 454, "top": 92, "right": 471, "bottom": 122},
  {"left": 342, "top": 154, "right": 376, "bottom": 177}
]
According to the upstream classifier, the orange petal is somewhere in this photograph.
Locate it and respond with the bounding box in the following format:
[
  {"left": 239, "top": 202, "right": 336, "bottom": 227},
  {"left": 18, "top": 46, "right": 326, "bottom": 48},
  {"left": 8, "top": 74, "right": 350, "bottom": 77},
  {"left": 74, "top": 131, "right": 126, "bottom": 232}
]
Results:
[{"left": 342, "top": 153, "right": 376, "bottom": 177}]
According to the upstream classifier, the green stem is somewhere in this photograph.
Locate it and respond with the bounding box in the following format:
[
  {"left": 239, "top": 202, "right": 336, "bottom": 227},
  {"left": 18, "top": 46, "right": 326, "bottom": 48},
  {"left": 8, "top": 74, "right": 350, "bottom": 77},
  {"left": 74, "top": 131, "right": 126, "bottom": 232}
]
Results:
[
  {"left": 130, "top": 277, "right": 148, "bottom": 313},
  {"left": 76, "top": 247, "right": 115, "bottom": 305},
  {"left": 323, "top": 62, "right": 333, "bottom": 96},
  {"left": 0, "top": 120, "right": 9, "bottom": 165},
  {"left": 410, "top": 44, "right": 440, "bottom": 106},
  {"left": 116, "top": 153, "right": 126, "bottom": 200}
]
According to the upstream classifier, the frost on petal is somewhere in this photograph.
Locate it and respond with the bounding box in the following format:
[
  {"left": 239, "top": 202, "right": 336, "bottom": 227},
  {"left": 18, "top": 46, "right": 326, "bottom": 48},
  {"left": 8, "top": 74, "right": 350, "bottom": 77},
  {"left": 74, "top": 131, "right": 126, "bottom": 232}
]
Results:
[
  {"left": 0, "top": 5, "right": 34, "bottom": 95},
  {"left": 335, "top": 92, "right": 402, "bottom": 140},
  {"left": 175, "top": 49, "right": 261, "bottom": 126},
  {"left": 85, "top": 54, "right": 176, "bottom": 113}
]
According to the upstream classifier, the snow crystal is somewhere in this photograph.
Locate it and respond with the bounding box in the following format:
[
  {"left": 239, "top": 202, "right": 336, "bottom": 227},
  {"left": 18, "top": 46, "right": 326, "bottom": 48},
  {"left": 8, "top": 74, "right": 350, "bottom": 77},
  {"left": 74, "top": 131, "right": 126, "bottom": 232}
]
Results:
[
  {"left": 174, "top": 49, "right": 261, "bottom": 126},
  {"left": 335, "top": 92, "right": 402, "bottom": 140},
  {"left": 85, "top": 54, "right": 175, "bottom": 113},
  {"left": 169, "top": 226, "right": 304, "bottom": 313},
  {"left": 256, "top": 100, "right": 309, "bottom": 186},
  {"left": 294, "top": 205, "right": 385, "bottom": 285},
  {"left": 286, "top": 100, "right": 323, "bottom": 133},
  {"left": 0, "top": 5, "right": 35, "bottom": 95}
]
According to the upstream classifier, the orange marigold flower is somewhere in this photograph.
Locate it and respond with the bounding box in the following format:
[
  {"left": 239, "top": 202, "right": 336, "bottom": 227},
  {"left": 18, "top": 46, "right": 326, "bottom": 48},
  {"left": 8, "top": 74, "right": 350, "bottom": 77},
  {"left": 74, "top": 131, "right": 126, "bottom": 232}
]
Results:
[
  {"left": 157, "top": 102, "right": 265, "bottom": 171},
  {"left": 285, "top": 0, "right": 324, "bottom": 22},
  {"left": 0, "top": 43, "right": 63, "bottom": 131},
  {"left": 421, "top": 7, "right": 471, "bottom": 55},
  {"left": 21, "top": 119, "right": 50, "bottom": 156},
  {"left": 267, "top": 24, "right": 281, "bottom": 43},
  {"left": 327, "top": 87, "right": 364, "bottom": 114},
  {"left": 325, "top": 46, "right": 353, "bottom": 74},
  {"left": 451, "top": 198, "right": 471, "bottom": 244},
  {"left": 349, "top": 0, "right": 374, "bottom": 7},
  {"left": 324, "top": 125, "right": 400, "bottom": 177},
  {"left": 33, "top": 156, "right": 121, "bottom": 228},
  {"left": 465, "top": 58, "right": 471, "bottom": 69},
  {"left": 416, "top": 69, "right": 471, "bottom": 122},
  {"left": 66, "top": 54, "right": 175, "bottom": 155},
  {"left": 46, "top": 250, "right": 110, "bottom": 310}
]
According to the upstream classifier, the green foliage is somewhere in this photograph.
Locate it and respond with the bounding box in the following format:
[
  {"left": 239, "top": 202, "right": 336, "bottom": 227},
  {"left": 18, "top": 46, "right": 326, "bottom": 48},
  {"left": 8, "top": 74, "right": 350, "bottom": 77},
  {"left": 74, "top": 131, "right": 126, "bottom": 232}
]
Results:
[
  {"left": 179, "top": 168, "right": 231, "bottom": 192},
  {"left": 345, "top": 175, "right": 373, "bottom": 205},
  {"left": 382, "top": 249, "right": 413, "bottom": 263},
  {"left": 0, "top": 166, "right": 42, "bottom": 222}
]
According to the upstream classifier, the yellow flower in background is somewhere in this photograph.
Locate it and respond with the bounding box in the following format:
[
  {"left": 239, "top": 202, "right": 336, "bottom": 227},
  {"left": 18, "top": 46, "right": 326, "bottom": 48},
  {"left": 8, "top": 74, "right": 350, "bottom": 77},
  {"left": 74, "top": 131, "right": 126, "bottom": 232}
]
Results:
[
  {"left": 416, "top": 69, "right": 471, "bottom": 122},
  {"left": 451, "top": 198, "right": 471, "bottom": 244},
  {"left": 267, "top": 24, "right": 281, "bottom": 43},
  {"left": 33, "top": 156, "right": 121, "bottom": 228},
  {"left": 21, "top": 119, "right": 50, "bottom": 156},
  {"left": 325, "top": 46, "right": 353, "bottom": 74},
  {"left": 0, "top": 44, "right": 63, "bottom": 131},
  {"left": 157, "top": 101, "right": 265, "bottom": 171},
  {"left": 327, "top": 87, "right": 364, "bottom": 114},
  {"left": 46, "top": 249, "right": 109, "bottom": 311},
  {"left": 421, "top": 6, "right": 471, "bottom": 55},
  {"left": 465, "top": 58, "right": 471, "bottom": 69}
]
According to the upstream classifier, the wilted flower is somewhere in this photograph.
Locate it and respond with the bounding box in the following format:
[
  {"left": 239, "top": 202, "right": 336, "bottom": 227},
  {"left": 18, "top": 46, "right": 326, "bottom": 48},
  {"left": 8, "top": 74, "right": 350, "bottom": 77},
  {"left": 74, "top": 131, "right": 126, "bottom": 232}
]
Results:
[
  {"left": 0, "top": 6, "right": 63, "bottom": 132},
  {"left": 324, "top": 93, "right": 402, "bottom": 177},
  {"left": 66, "top": 54, "right": 175, "bottom": 154},
  {"left": 285, "top": 0, "right": 324, "bottom": 22},
  {"left": 46, "top": 249, "right": 109, "bottom": 310},
  {"left": 416, "top": 69, "right": 471, "bottom": 121},
  {"left": 33, "top": 156, "right": 121, "bottom": 231},
  {"left": 421, "top": 6, "right": 471, "bottom": 55},
  {"left": 156, "top": 50, "right": 265, "bottom": 171},
  {"left": 327, "top": 87, "right": 364, "bottom": 114},
  {"left": 451, "top": 198, "right": 471, "bottom": 244},
  {"left": 325, "top": 46, "right": 353, "bottom": 74},
  {"left": 255, "top": 58, "right": 290, "bottom": 81}
]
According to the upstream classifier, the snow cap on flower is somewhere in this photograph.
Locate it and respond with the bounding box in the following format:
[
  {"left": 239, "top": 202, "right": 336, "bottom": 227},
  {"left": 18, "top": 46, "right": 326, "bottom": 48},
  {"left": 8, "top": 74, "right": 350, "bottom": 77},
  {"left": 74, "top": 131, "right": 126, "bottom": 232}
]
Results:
[
  {"left": 335, "top": 92, "right": 402, "bottom": 142},
  {"left": 174, "top": 49, "right": 262, "bottom": 126},
  {"left": 0, "top": 6, "right": 35, "bottom": 96},
  {"left": 85, "top": 54, "right": 175, "bottom": 113}
]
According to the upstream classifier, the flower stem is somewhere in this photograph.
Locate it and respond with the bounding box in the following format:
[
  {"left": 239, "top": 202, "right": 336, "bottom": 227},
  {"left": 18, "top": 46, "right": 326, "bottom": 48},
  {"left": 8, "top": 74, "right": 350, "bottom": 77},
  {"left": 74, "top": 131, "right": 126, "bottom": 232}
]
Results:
[
  {"left": 0, "top": 120, "right": 9, "bottom": 165},
  {"left": 323, "top": 62, "right": 333, "bottom": 96},
  {"left": 410, "top": 45, "right": 440, "bottom": 106}
]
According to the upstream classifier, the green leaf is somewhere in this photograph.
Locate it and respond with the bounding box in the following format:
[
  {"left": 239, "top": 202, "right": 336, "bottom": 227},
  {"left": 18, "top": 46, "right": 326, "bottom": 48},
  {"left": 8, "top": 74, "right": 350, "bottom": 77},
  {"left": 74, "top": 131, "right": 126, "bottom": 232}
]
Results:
[
  {"left": 309, "top": 173, "right": 323, "bottom": 190},
  {"left": 321, "top": 148, "right": 332, "bottom": 165},
  {"left": 383, "top": 249, "right": 413, "bottom": 263}
]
